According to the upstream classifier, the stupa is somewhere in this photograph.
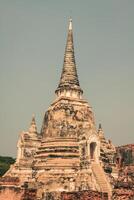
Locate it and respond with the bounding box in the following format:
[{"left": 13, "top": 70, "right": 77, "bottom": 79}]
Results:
[
  {"left": 34, "top": 18, "right": 111, "bottom": 198},
  {"left": 1, "top": 19, "right": 113, "bottom": 200}
]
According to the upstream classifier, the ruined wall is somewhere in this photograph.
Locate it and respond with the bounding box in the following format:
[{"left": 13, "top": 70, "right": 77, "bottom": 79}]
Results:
[
  {"left": 0, "top": 177, "right": 37, "bottom": 200},
  {"left": 42, "top": 191, "right": 108, "bottom": 200},
  {"left": 61, "top": 190, "right": 108, "bottom": 200},
  {"left": 116, "top": 144, "right": 134, "bottom": 166},
  {"left": 0, "top": 187, "right": 37, "bottom": 200},
  {"left": 0, "top": 187, "right": 23, "bottom": 200},
  {"left": 0, "top": 186, "right": 37, "bottom": 200},
  {"left": 112, "top": 189, "right": 134, "bottom": 200},
  {"left": 112, "top": 162, "right": 134, "bottom": 200}
]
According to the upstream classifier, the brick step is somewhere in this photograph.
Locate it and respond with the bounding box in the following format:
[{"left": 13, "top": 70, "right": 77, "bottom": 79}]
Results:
[
  {"left": 91, "top": 163, "right": 112, "bottom": 200},
  {"left": 97, "top": 182, "right": 107, "bottom": 184}
]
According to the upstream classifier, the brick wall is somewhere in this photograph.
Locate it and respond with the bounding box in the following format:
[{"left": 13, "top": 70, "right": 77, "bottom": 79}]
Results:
[
  {"left": 0, "top": 186, "right": 37, "bottom": 200},
  {"left": 61, "top": 190, "right": 108, "bottom": 200},
  {"left": 0, "top": 187, "right": 23, "bottom": 200}
]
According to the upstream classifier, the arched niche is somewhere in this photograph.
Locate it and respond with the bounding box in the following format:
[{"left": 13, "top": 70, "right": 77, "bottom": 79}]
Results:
[
  {"left": 90, "top": 142, "right": 96, "bottom": 160},
  {"left": 87, "top": 135, "right": 100, "bottom": 163}
]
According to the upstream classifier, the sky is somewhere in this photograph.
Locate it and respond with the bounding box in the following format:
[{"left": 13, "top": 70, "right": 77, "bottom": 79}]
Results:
[{"left": 0, "top": 0, "right": 134, "bottom": 157}]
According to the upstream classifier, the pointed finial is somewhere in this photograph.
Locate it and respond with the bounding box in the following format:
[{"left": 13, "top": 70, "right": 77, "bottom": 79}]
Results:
[
  {"left": 31, "top": 114, "right": 35, "bottom": 124},
  {"left": 98, "top": 123, "right": 105, "bottom": 139},
  {"left": 69, "top": 18, "right": 72, "bottom": 30},
  {"left": 29, "top": 114, "right": 37, "bottom": 133},
  {"left": 99, "top": 123, "right": 102, "bottom": 130}
]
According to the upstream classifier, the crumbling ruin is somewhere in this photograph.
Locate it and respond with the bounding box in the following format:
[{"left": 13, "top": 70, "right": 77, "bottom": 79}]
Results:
[{"left": 0, "top": 19, "right": 133, "bottom": 200}]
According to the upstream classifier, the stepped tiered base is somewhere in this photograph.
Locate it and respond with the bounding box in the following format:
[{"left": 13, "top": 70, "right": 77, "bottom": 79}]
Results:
[{"left": 35, "top": 138, "right": 80, "bottom": 169}]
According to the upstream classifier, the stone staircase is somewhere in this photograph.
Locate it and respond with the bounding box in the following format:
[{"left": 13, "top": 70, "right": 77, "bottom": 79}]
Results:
[{"left": 91, "top": 162, "right": 112, "bottom": 199}]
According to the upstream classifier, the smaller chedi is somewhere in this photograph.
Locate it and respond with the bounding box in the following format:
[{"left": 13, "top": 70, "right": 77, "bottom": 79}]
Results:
[
  {"left": 4, "top": 115, "right": 41, "bottom": 183},
  {"left": 0, "top": 19, "right": 133, "bottom": 200}
]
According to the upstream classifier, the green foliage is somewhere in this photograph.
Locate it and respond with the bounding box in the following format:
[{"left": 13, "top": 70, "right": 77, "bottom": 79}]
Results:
[{"left": 0, "top": 156, "right": 15, "bottom": 177}]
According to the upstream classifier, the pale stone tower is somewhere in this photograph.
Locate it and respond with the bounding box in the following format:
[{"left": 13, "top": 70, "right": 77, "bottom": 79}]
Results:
[
  {"left": 33, "top": 19, "right": 111, "bottom": 197},
  {"left": 4, "top": 19, "right": 112, "bottom": 199}
]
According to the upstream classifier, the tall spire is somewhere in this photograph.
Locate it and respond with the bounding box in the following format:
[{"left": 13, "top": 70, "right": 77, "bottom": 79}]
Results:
[{"left": 55, "top": 18, "right": 83, "bottom": 98}]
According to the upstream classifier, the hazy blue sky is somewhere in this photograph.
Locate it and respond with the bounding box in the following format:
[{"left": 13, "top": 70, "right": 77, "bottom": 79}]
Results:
[{"left": 0, "top": 0, "right": 134, "bottom": 157}]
